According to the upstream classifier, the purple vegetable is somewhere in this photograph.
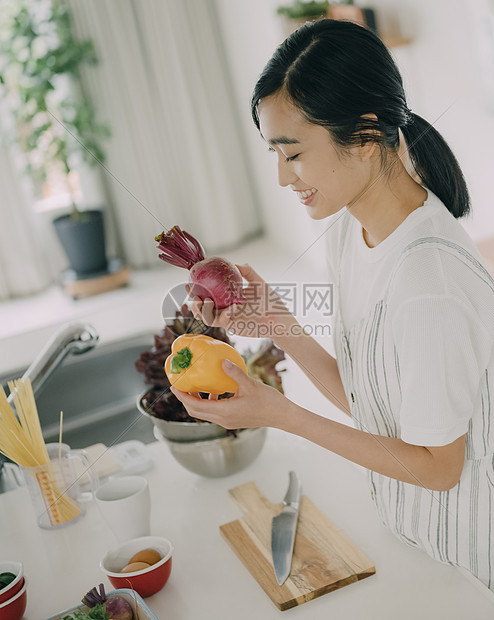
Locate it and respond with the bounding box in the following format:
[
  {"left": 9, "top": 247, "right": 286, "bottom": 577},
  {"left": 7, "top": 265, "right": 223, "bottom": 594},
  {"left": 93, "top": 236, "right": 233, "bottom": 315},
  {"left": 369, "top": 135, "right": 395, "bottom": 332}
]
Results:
[
  {"left": 105, "top": 596, "right": 133, "bottom": 620},
  {"left": 82, "top": 583, "right": 133, "bottom": 620},
  {"left": 155, "top": 225, "right": 246, "bottom": 309}
]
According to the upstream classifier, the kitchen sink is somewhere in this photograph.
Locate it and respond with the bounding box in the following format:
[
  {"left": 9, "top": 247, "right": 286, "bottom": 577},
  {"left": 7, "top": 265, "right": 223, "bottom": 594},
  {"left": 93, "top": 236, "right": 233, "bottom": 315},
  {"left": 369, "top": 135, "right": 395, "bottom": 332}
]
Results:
[{"left": 0, "top": 332, "right": 159, "bottom": 450}]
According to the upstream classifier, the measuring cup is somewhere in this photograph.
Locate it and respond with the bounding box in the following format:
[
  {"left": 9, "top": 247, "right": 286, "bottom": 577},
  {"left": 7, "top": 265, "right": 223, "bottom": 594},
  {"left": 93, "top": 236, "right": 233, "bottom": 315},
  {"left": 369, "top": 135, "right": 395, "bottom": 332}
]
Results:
[{"left": 22, "top": 443, "right": 98, "bottom": 529}]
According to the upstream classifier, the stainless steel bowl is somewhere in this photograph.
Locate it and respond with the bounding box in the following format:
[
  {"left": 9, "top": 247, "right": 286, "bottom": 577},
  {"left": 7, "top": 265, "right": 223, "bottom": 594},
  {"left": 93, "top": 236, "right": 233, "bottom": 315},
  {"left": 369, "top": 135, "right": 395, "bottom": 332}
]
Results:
[
  {"left": 153, "top": 425, "right": 267, "bottom": 477},
  {"left": 136, "top": 391, "right": 229, "bottom": 442}
]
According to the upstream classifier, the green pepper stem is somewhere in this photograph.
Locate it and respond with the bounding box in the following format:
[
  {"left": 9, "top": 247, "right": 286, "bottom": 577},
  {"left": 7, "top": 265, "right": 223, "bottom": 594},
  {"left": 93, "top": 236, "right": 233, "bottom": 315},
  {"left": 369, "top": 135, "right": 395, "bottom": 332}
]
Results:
[{"left": 170, "top": 347, "right": 193, "bottom": 374}]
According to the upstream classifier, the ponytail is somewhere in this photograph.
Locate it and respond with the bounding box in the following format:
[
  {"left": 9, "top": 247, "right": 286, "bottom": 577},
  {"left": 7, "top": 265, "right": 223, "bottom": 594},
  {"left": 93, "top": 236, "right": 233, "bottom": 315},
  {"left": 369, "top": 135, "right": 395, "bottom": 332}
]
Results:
[{"left": 401, "top": 113, "right": 470, "bottom": 218}]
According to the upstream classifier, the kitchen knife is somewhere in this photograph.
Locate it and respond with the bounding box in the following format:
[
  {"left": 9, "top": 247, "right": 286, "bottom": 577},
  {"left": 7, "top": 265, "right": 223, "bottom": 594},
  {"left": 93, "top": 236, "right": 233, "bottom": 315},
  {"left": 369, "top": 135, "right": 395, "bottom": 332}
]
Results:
[{"left": 271, "top": 470, "right": 302, "bottom": 586}]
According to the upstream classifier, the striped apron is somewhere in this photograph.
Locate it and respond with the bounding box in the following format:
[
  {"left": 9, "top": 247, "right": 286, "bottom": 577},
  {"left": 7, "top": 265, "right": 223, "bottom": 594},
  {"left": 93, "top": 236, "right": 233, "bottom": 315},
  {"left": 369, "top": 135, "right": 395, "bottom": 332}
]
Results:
[{"left": 333, "top": 233, "right": 494, "bottom": 591}]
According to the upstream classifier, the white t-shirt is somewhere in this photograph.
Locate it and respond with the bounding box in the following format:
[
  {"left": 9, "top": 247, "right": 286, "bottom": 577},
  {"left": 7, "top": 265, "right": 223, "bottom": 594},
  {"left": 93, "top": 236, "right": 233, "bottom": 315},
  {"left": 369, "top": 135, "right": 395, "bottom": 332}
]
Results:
[{"left": 325, "top": 189, "right": 494, "bottom": 590}]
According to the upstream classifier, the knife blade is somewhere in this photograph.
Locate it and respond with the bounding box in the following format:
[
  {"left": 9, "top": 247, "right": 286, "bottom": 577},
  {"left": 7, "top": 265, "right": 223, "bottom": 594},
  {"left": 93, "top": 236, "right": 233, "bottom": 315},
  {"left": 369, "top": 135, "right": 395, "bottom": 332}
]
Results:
[{"left": 271, "top": 471, "right": 302, "bottom": 586}]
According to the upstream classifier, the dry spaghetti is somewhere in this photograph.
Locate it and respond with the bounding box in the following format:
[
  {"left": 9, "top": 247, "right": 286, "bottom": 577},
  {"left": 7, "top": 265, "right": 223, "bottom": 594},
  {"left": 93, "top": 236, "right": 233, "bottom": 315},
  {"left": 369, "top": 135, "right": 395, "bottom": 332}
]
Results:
[{"left": 0, "top": 378, "right": 81, "bottom": 525}]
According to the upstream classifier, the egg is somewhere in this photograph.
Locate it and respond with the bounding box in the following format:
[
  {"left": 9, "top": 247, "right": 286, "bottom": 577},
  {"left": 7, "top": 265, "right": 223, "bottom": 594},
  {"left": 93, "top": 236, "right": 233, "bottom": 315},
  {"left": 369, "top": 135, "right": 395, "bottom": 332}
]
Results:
[
  {"left": 128, "top": 548, "right": 162, "bottom": 566},
  {"left": 120, "top": 561, "right": 151, "bottom": 573}
]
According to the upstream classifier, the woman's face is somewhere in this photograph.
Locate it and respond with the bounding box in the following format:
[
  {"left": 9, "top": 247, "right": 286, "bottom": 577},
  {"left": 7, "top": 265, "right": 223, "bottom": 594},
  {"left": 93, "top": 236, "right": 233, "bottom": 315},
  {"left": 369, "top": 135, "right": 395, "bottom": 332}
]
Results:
[{"left": 258, "top": 93, "right": 373, "bottom": 220}]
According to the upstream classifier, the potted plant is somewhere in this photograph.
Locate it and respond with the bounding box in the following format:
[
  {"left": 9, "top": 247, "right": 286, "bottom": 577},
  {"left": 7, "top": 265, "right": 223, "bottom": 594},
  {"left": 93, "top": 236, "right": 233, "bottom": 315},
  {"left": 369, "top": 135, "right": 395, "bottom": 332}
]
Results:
[
  {"left": 277, "top": 1, "right": 377, "bottom": 38},
  {"left": 135, "top": 305, "right": 287, "bottom": 442},
  {"left": 276, "top": 0, "right": 330, "bottom": 37},
  {"left": 0, "top": 0, "right": 111, "bottom": 276},
  {"left": 327, "top": 1, "right": 367, "bottom": 29}
]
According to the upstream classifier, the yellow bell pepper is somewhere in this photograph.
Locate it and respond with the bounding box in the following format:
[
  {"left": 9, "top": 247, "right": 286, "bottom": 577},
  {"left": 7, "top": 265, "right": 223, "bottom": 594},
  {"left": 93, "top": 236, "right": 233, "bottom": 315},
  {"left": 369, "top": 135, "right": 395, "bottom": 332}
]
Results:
[{"left": 164, "top": 334, "right": 247, "bottom": 394}]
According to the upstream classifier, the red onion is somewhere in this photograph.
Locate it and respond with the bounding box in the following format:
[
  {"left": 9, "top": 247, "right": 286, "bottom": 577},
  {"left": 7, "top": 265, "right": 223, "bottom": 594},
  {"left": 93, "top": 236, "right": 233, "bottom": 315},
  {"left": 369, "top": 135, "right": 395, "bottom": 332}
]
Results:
[
  {"left": 105, "top": 595, "right": 134, "bottom": 620},
  {"left": 155, "top": 226, "right": 246, "bottom": 309},
  {"left": 82, "top": 583, "right": 133, "bottom": 620}
]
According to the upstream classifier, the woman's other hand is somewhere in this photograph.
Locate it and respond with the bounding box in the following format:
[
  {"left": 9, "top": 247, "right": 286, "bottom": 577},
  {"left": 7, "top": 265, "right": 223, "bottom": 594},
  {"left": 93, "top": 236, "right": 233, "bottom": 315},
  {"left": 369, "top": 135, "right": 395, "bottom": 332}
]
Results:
[
  {"left": 170, "top": 358, "right": 290, "bottom": 430},
  {"left": 186, "top": 263, "right": 293, "bottom": 340}
]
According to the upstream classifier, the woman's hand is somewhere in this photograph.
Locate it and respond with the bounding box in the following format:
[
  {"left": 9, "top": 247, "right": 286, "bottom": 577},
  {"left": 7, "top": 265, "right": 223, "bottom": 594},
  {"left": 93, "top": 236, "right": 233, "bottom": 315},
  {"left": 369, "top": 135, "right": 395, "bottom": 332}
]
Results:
[
  {"left": 170, "top": 359, "right": 290, "bottom": 430},
  {"left": 186, "top": 263, "right": 293, "bottom": 340}
]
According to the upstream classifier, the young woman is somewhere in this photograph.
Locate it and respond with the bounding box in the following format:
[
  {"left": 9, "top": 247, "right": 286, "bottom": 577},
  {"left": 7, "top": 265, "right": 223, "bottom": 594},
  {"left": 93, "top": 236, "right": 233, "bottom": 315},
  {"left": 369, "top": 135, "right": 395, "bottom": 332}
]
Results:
[{"left": 171, "top": 19, "right": 494, "bottom": 591}]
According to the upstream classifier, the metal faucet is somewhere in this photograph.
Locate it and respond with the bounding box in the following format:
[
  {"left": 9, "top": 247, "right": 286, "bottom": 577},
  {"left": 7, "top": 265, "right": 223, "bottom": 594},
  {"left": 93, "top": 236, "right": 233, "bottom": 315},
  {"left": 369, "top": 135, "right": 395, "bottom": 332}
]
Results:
[{"left": 6, "top": 322, "right": 99, "bottom": 402}]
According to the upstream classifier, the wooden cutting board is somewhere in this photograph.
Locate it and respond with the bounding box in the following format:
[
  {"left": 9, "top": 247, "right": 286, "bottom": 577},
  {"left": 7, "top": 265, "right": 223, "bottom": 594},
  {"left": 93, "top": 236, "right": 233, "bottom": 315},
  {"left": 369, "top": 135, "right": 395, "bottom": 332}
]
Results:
[{"left": 219, "top": 482, "right": 375, "bottom": 611}]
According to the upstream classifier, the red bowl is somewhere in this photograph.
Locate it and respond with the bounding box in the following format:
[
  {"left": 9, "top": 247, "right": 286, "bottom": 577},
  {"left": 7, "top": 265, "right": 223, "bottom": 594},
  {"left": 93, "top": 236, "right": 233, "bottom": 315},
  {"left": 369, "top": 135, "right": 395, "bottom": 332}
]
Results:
[
  {"left": 0, "top": 579, "right": 27, "bottom": 620},
  {"left": 0, "top": 562, "right": 23, "bottom": 605},
  {"left": 100, "top": 536, "right": 173, "bottom": 598}
]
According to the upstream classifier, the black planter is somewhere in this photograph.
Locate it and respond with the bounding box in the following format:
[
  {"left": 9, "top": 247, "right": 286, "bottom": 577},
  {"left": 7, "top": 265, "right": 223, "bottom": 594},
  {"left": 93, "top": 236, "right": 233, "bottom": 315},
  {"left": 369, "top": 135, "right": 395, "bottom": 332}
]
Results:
[{"left": 53, "top": 209, "right": 108, "bottom": 275}]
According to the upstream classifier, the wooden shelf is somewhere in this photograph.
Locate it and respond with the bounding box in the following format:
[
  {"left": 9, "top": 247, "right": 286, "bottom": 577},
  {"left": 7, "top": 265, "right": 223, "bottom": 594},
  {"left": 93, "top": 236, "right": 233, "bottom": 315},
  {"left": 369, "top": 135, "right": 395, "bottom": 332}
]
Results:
[
  {"left": 382, "top": 35, "right": 413, "bottom": 49},
  {"left": 279, "top": 15, "right": 413, "bottom": 49},
  {"left": 61, "top": 265, "right": 131, "bottom": 299}
]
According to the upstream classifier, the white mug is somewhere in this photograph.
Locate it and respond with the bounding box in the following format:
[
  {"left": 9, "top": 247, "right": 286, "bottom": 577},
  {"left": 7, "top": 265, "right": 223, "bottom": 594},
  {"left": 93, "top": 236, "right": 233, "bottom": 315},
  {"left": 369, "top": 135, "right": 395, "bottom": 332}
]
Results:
[{"left": 95, "top": 475, "right": 151, "bottom": 543}]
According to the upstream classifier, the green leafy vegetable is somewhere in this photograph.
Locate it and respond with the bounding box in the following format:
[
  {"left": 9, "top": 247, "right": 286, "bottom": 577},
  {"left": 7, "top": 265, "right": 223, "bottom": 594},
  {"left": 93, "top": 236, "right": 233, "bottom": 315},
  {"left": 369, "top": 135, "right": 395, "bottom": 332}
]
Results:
[
  {"left": 0, "top": 572, "right": 16, "bottom": 589},
  {"left": 61, "top": 603, "right": 109, "bottom": 620}
]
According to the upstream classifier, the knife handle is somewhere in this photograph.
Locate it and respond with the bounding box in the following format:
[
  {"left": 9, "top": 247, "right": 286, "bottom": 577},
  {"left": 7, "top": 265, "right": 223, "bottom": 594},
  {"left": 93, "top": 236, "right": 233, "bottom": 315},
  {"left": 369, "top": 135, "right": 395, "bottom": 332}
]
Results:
[{"left": 283, "top": 471, "right": 302, "bottom": 507}]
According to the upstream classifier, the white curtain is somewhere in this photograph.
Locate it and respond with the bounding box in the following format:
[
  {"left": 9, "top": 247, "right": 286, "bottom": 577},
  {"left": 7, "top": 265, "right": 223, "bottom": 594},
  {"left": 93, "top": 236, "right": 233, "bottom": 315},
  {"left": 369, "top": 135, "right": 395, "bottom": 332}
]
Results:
[
  {"left": 0, "top": 135, "right": 56, "bottom": 299},
  {"left": 0, "top": 0, "right": 262, "bottom": 300},
  {"left": 68, "top": 0, "right": 263, "bottom": 268}
]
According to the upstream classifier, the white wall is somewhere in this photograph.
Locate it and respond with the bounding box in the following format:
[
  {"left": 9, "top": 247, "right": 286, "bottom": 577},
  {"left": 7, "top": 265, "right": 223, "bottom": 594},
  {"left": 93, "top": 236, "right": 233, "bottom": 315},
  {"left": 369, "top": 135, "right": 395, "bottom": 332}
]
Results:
[
  {"left": 214, "top": 0, "right": 494, "bottom": 258},
  {"left": 214, "top": 0, "right": 327, "bottom": 276},
  {"left": 377, "top": 0, "right": 494, "bottom": 242}
]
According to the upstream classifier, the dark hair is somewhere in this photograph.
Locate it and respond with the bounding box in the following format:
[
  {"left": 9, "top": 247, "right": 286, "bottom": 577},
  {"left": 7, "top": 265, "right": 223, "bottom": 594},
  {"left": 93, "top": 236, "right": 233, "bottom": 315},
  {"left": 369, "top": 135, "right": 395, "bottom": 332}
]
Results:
[{"left": 251, "top": 19, "right": 470, "bottom": 218}]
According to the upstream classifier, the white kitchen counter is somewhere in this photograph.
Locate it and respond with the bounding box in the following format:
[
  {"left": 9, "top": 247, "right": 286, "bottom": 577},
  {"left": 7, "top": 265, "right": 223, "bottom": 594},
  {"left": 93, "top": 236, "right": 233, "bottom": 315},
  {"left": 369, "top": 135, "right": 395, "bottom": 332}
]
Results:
[{"left": 1, "top": 431, "right": 494, "bottom": 620}]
